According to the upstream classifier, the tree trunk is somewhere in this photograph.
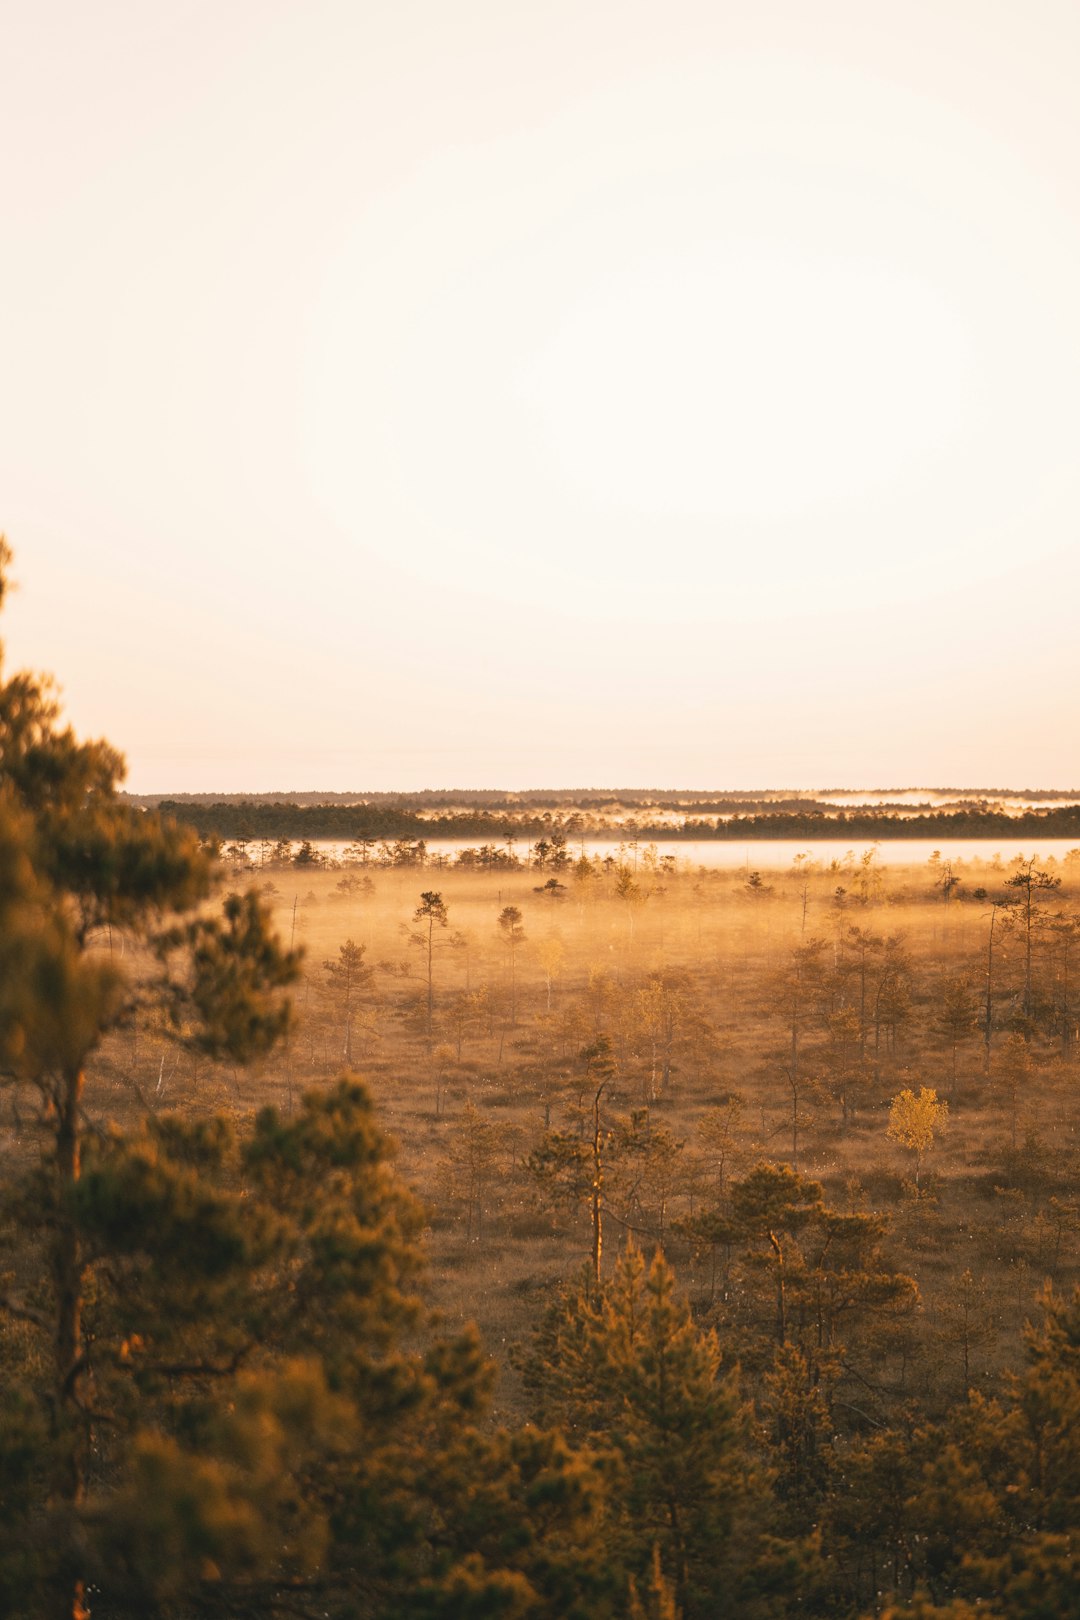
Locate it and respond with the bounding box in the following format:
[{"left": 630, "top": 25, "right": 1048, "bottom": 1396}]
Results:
[
  {"left": 51, "top": 1067, "right": 87, "bottom": 1620},
  {"left": 591, "top": 1083, "right": 606, "bottom": 1288},
  {"left": 769, "top": 1230, "right": 786, "bottom": 1344},
  {"left": 984, "top": 911, "right": 996, "bottom": 1076}
]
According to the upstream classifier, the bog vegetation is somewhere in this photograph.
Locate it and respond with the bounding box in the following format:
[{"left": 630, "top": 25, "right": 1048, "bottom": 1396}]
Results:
[{"left": 3, "top": 547, "right": 1080, "bottom": 1618}]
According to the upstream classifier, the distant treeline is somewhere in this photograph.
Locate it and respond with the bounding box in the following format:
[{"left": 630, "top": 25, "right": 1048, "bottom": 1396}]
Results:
[
  {"left": 132, "top": 785, "right": 1079, "bottom": 810},
  {"left": 158, "top": 798, "right": 1080, "bottom": 844}
]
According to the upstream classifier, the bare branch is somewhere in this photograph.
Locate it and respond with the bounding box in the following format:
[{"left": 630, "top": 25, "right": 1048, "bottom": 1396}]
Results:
[{"left": 0, "top": 1291, "right": 49, "bottom": 1330}]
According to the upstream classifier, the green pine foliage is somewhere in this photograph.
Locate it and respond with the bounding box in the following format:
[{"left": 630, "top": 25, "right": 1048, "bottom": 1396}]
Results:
[{"left": 519, "top": 1243, "right": 807, "bottom": 1618}]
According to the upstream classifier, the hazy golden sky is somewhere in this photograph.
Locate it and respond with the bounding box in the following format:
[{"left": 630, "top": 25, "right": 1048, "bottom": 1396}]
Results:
[{"left": 2, "top": 1, "right": 1078, "bottom": 791}]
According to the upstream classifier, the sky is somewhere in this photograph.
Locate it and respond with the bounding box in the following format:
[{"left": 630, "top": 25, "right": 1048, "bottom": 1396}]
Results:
[{"left": 2, "top": 0, "right": 1079, "bottom": 792}]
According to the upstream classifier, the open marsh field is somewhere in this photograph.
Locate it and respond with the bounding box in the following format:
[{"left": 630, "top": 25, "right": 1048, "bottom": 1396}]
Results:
[
  {"left": 8, "top": 787, "right": 1080, "bottom": 1616},
  {"left": 62, "top": 840, "right": 1080, "bottom": 1423}
]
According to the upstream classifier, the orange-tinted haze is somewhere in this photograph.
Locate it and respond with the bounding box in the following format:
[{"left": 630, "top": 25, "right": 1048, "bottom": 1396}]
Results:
[{"left": 1, "top": 1, "right": 1078, "bottom": 791}]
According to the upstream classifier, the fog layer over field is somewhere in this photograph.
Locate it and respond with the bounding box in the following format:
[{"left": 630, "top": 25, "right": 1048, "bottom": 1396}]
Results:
[{"left": 82, "top": 839, "right": 1079, "bottom": 1416}]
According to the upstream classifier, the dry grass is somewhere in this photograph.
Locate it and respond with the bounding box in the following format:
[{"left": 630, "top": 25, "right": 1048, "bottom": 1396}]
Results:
[{"left": 59, "top": 849, "right": 1080, "bottom": 1415}]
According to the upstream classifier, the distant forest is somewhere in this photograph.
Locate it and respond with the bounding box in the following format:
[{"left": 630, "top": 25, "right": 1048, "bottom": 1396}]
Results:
[
  {"left": 138, "top": 792, "right": 1080, "bottom": 844},
  {"left": 129, "top": 787, "right": 1079, "bottom": 808}
]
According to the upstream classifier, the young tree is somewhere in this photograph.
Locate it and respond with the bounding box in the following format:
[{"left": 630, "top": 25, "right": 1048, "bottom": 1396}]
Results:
[
  {"left": 774, "top": 939, "right": 828, "bottom": 1155},
  {"left": 526, "top": 1038, "right": 618, "bottom": 1278},
  {"left": 1005, "top": 858, "right": 1061, "bottom": 1026},
  {"left": 696, "top": 1094, "right": 747, "bottom": 1198},
  {"left": 608, "top": 1110, "right": 687, "bottom": 1248},
  {"left": 497, "top": 904, "right": 527, "bottom": 1026},
  {"left": 725, "top": 1162, "right": 825, "bottom": 1348},
  {"left": 411, "top": 890, "right": 449, "bottom": 1036},
  {"left": 934, "top": 1267, "right": 998, "bottom": 1393},
  {"left": 870, "top": 935, "right": 915, "bottom": 1075},
  {"left": 535, "top": 935, "right": 565, "bottom": 1014},
  {"left": 582, "top": 1036, "right": 617, "bottom": 1282},
  {"left": 438, "top": 1100, "right": 506, "bottom": 1243},
  {"left": 983, "top": 896, "right": 1013, "bottom": 1074},
  {"left": 887, "top": 1087, "right": 949, "bottom": 1188},
  {"left": 626, "top": 970, "right": 708, "bottom": 1103},
  {"left": 990, "top": 1032, "right": 1035, "bottom": 1156},
  {"left": 937, "top": 976, "right": 978, "bottom": 1095},
  {"left": 838, "top": 925, "right": 882, "bottom": 1060},
  {"left": 615, "top": 864, "right": 647, "bottom": 945},
  {"left": 323, "top": 937, "right": 374, "bottom": 1065},
  {"left": 431, "top": 1039, "right": 456, "bottom": 1116},
  {"left": 820, "top": 1005, "right": 873, "bottom": 1128}
]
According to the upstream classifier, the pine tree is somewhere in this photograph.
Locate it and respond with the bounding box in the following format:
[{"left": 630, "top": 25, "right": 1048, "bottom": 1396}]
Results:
[
  {"left": 323, "top": 936, "right": 374, "bottom": 1064},
  {"left": 411, "top": 890, "right": 450, "bottom": 1036},
  {"left": 521, "top": 1243, "right": 787, "bottom": 1619},
  {"left": 0, "top": 542, "right": 301, "bottom": 1616}
]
